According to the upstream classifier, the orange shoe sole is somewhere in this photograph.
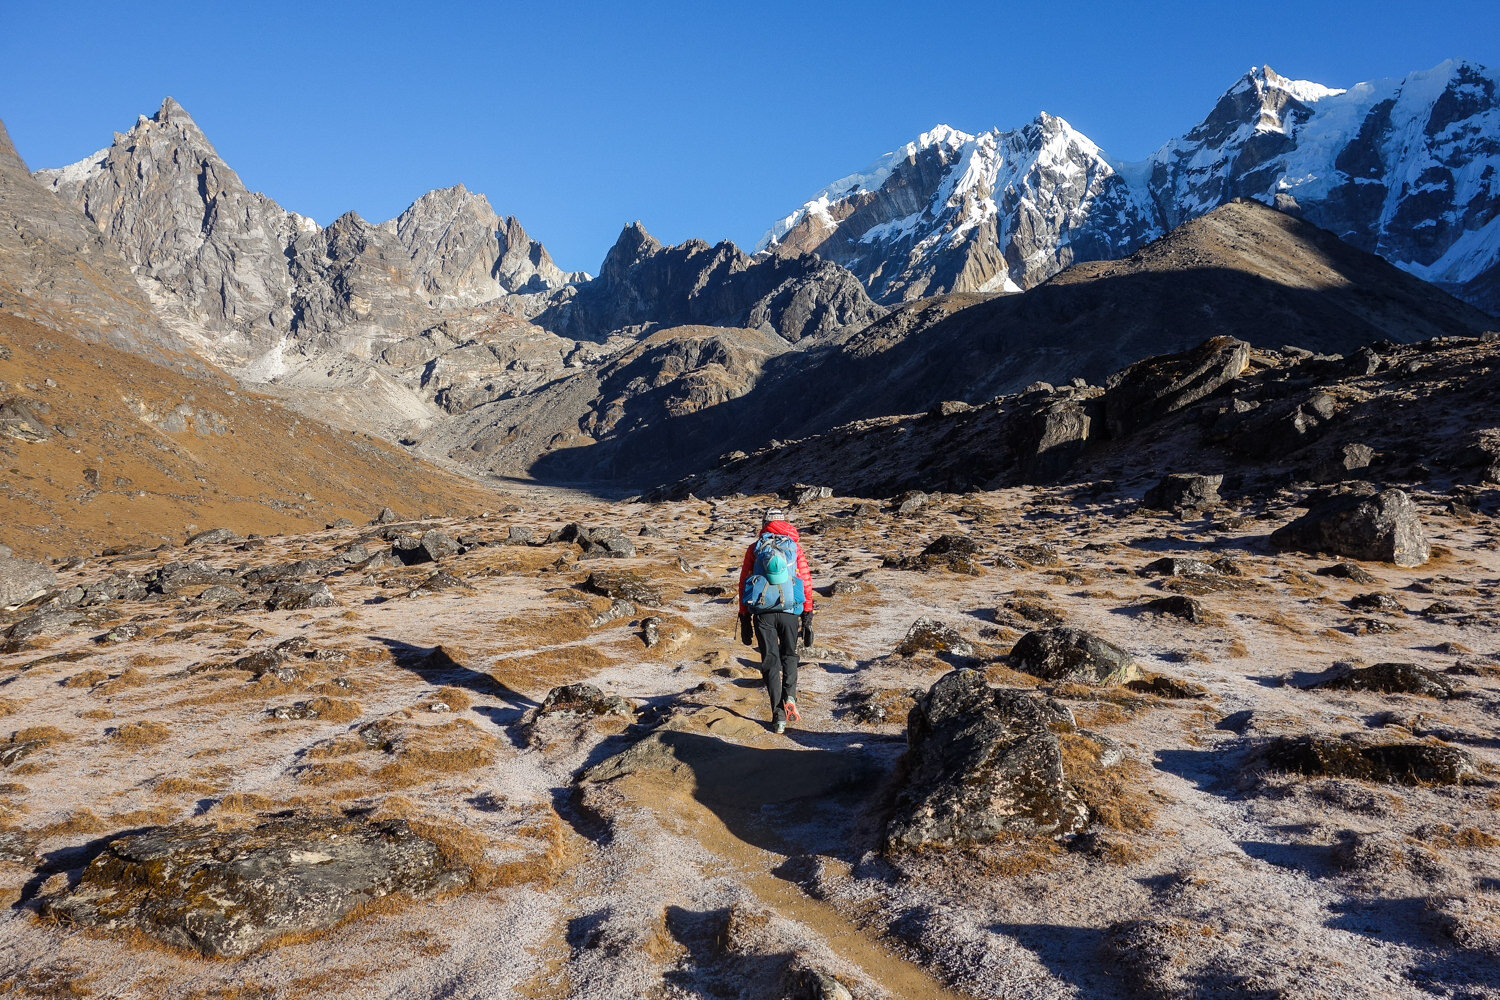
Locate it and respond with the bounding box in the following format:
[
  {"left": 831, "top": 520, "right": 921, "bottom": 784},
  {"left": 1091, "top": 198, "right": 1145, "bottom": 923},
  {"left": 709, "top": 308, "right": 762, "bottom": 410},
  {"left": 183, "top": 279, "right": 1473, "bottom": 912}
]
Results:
[{"left": 784, "top": 700, "right": 801, "bottom": 723}]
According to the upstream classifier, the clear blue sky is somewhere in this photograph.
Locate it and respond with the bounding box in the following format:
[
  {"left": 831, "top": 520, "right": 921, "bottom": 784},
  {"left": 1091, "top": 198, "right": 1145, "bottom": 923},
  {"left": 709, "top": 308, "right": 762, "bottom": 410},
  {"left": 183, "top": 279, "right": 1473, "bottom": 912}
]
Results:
[{"left": 3, "top": 0, "right": 1496, "bottom": 273}]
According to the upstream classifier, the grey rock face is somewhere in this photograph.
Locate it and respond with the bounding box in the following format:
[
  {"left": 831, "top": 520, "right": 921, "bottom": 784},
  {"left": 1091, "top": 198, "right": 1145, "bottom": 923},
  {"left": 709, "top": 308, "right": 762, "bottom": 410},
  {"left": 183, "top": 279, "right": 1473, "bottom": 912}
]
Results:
[
  {"left": 1269, "top": 488, "right": 1431, "bottom": 567},
  {"left": 536, "top": 223, "right": 886, "bottom": 344},
  {"left": 33, "top": 100, "right": 578, "bottom": 372},
  {"left": 0, "top": 119, "right": 195, "bottom": 364},
  {"left": 42, "top": 814, "right": 470, "bottom": 956},
  {"left": 533, "top": 682, "right": 633, "bottom": 720},
  {"left": 1010, "top": 627, "right": 1140, "bottom": 686},
  {"left": 885, "top": 669, "right": 1088, "bottom": 849},
  {"left": 1102, "top": 337, "right": 1251, "bottom": 439},
  {"left": 0, "top": 553, "right": 55, "bottom": 608}
]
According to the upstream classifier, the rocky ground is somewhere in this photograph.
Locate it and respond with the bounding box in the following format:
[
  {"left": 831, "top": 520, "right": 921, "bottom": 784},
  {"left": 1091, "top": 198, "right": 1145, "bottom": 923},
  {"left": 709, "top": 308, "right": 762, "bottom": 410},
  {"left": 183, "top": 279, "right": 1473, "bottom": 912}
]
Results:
[{"left": 0, "top": 478, "right": 1496, "bottom": 999}]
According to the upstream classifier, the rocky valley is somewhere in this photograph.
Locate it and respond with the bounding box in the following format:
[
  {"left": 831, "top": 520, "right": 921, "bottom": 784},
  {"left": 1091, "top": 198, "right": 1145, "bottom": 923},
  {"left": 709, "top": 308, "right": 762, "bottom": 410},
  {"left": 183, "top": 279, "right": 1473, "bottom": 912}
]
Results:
[{"left": 0, "top": 52, "right": 1498, "bottom": 1000}]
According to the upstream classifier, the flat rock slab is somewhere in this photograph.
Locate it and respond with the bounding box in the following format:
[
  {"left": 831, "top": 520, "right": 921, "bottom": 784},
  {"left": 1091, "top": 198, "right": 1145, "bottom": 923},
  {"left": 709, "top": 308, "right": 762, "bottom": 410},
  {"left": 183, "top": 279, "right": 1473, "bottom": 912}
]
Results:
[{"left": 43, "top": 814, "right": 470, "bottom": 956}]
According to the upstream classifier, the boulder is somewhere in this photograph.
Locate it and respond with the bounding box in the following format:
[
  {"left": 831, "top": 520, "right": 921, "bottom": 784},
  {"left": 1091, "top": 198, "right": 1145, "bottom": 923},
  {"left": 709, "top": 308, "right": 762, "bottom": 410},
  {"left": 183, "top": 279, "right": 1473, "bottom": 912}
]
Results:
[
  {"left": 582, "top": 570, "right": 662, "bottom": 606},
  {"left": 1142, "top": 473, "right": 1223, "bottom": 512},
  {"left": 894, "top": 618, "right": 973, "bottom": 658},
  {"left": 533, "top": 683, "right": 633, "bottom": 720},
  {"left": 546, "top": 522, "right": 636, "bottom": 559},
  {"left": 885, "top": 669, "right": 1088, "bottom": 850},
  {"left": 1312, "top": 442, "right": 1375, "bottom": 482},
  {"left": 1263, "top": 734, "right": 1475, "bottom": 786},
  {"left": 782, "top": 484, "right": 834, "bottom": 505},
  {"left": 883, "top": 534, "right": 983, "bottom": 574},
  {"left": 186, "top": 527, "right": 240, "bottom": 546},
  {"left": 1269, "top": 488, "right": 1430, "bottom": 567},
  {"left": 0, "top": 399, "right": 52, "bottom": 442},
  {"left": 1008, "top": 394, "right": 1097, "bottom": 481},
  {"left": 0, "top": 552, "right": 55, "bottom": 608},
  {"left": 264, "top": 582, "right": 337, "bottom": 611},
  {"left": 1299, "top": 662, "right": 1456, "bottom": 699},
  {"left": 1010, "top": 627, "right": 1140, "bottom": 685},
  {"left": 1143, "top": 595, "right": 1207, "bottom": 623},
  {"left": 42, "top": 814, "right": 471, "bottom": 956},
  {"left": 1101, "top": 336, "right": 1251, "bottom": 438},
  {"left": 394, "top": 529, "right": 461, "bottom": 565},
  {"left": 1316, "top": 563, "right": 1378, "bottom": 584},
  {"left": 372, "top": 507, "right": 400, "bottom": 524}
]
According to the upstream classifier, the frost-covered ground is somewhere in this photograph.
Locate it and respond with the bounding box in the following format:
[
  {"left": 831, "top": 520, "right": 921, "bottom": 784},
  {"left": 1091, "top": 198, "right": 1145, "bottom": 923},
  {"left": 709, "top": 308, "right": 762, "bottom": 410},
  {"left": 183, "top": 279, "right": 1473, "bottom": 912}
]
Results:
[{"left": 0, "top": 483, "right": 1496, "bottom": 999}]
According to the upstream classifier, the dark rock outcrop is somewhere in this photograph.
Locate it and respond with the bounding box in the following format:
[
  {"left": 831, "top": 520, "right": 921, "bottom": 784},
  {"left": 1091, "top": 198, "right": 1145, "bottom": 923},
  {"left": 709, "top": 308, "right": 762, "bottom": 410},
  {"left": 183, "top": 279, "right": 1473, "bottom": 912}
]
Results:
[
  {"left": 1010, "top": 627, "right": 1140, "bottom": 685},
  {"left": 894, "top": 618, "right": 974, "bottom": 658},
  {"left": 1262, "top": 735, "right": 1475, "bottom": 785},
  {"left": 1269, "top": 487, "right": 1430, "bottom": 567},
  {"left": 42, "top": 814, "right": 471, "bottom": 956},
  {"left": 885, "top": 669, "right": 1088, "bottom": 850},
  {"left": 1298, "top": 662, "right": 1456, "bottom": 699},
  {"left": 1142, "top": 473, "right": 1223, "bottom": 512}
]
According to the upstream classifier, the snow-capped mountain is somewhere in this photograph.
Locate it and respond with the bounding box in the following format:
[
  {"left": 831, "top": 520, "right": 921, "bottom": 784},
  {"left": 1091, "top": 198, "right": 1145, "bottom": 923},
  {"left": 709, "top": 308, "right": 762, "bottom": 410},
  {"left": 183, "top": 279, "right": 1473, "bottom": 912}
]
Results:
[
  {"left": 757, "top": 117, "right": 1158, "bottom": 303},
  {"left": 34, "top": 98, "right": 583, "bottom": 371},
  {"left": 761, "top": 60, "right": 1500, "bottom": 314}
]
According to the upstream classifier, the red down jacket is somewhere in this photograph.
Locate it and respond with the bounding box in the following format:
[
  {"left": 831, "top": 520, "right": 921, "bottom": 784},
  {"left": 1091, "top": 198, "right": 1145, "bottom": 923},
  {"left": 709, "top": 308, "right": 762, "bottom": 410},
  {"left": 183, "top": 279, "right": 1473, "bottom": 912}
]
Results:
[{"left": 737, "top": 520, "right": 814, "bottom": 615}]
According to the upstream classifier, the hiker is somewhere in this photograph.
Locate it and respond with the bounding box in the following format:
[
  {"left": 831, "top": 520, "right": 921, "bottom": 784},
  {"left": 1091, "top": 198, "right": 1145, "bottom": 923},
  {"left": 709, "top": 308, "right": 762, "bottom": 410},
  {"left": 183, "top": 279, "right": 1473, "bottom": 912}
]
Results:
[{"left": 737, "top": 508, "right": 814, "bottom": 733}]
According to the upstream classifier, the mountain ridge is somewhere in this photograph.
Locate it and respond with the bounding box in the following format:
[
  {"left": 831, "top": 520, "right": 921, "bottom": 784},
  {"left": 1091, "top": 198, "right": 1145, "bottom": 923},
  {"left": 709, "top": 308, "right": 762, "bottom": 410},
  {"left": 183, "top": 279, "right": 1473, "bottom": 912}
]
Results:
[{"left": 760, "top": 59, "right": 1500, "bottom": 314}]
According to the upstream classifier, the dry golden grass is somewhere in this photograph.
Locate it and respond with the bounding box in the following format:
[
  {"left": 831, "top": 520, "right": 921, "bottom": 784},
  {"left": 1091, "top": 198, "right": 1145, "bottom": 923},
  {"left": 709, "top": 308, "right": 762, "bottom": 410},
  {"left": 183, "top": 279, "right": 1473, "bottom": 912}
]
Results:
[
  {"left": 1254, "top": 608, "right": 1308, "bottom": 635},
  {"left": 150, "top": 777, "right": 221, "bottom": 797},
  {"left": 1421, "top": 824, "right": 1500, "bottom": 849},
  {"left": 1059, "top": 733, "right": 1159, "bottom": 834},
  {"left": 41, "top": 808, "right": 108, "bottom": 836},
  {"left": 305, "top": 735, "right": 368, "bottom": 760},
  {"left": 421, "top": 686, "right": 474, "bottom": 712},
  {"left": 8, "top": 725, "right": 72, "bottom": 746},
  {"left": 125, "top": 653, "right": 175, "bottom": 669},
  {"left": 77, "top": 708, "right": 114, "bottom": 721},
  {"left": 493, "top": 644, "right": 611, "bottom": 689},
  {"left": 0, "top": 962, "right": 98, "bottom": 999},
  {"left": 371, "top": 796, "right": 569, "bottom": 891},
  {"left": 95, "top": 668, "right": 150, "bottom": 695},
  {"left": 300, "top": 697, "right": 363, "bottom": 724},
  {"left": 967, "top": 833, "right": 1067, "bottom": 877},
  {"left": 0, "top": 697, "right": 19, "bottom": 717},
  {"left": 213, "top": 792, "right": 279, "bottom": 814},
  {"left": 297, "top": 760, "right": 370, "bottom": 786},
  {"left": 1226, "top": 639, "right": 1249, "bottom": 658},
  {"left": 111, "top": 721, "right": 172, "bottom": 747},
  {"left": 1072, "top": 703, "right": 1132, "bottom": 728},
  {"left": 61, "top": 669, "right": 108, "bottom": 689}
]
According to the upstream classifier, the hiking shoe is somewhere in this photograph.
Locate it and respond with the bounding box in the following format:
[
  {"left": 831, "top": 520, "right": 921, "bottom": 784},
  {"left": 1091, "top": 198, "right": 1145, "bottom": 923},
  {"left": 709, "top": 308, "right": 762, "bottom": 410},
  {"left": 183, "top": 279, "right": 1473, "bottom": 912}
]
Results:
[
  {"left": 774, "top": 721, "right": 786, "bottom": 734},
  {"left": 783, "top": 699, "right": 801, "bottom": 723}
]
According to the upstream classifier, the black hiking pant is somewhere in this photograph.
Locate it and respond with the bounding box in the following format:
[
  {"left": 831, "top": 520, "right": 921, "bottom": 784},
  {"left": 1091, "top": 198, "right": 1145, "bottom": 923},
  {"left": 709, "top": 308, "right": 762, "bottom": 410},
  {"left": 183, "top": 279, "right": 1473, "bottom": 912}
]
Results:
[{"left": 754, "top": 611, "right": 799, "bottom": 723}]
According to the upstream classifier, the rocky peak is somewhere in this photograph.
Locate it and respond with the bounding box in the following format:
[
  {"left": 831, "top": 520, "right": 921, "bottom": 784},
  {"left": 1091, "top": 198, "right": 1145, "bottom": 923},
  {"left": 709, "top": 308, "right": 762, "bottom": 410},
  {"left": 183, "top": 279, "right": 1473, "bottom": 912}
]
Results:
[{"left": 599, "top": 222, "right": 664, "bottom": 286}]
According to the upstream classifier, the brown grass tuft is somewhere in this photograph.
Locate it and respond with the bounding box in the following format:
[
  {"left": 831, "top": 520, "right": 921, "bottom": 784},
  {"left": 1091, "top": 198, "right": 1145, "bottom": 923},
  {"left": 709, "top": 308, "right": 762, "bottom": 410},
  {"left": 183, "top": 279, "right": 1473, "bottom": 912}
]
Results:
[
  {"left": 111, "top": 721, "right": 172, "bottom": 747},
  {"left": 78, "top": 708, "right": 113, "bottom": 721},
  {"left": 9, "top": 725, "right": 72, "bottom": 746},
  {"left": 95, "top": 668, "right": 150, "bottom": 695},
  {"left": 1059, "top": 733, "right": 1159, "bottom": 835},
  {"left": 213, "top": 792, "right": 279, "bottom": 814},
  {"left": 297, "top": 760, "right": 369, "bottom": 786},
  {"left": 150, "top": 777, "right": 220, "bottom": 797},
  {"left": 1226, "top": 639, "right": 1249, "bottom": 658},
  {"left": 61, "top": 669, "right": 108, "bottom": 689}
]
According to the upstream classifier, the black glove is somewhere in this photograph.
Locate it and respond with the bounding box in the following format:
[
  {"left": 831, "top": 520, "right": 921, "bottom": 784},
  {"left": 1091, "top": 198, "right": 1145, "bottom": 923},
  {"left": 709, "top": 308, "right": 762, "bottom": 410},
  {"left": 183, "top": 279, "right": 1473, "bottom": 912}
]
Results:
[
  {"left": 739, "top": 613, "right": 754, "bottom": 646},
  {"left": 800, "top": 611, "right": 813, "bottom": 646}
]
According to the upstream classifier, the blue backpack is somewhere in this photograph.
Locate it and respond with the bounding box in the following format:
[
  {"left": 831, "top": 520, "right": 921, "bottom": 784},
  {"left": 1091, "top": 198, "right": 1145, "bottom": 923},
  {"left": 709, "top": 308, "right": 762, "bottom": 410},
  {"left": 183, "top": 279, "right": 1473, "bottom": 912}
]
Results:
[{"left": 742, "top": 533, "right": 804, "bottom": 614}]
